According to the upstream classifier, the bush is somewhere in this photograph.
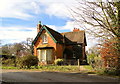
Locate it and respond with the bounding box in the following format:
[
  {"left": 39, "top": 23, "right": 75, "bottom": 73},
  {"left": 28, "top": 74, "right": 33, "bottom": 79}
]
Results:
[
  {"left": 54, "top": 59, "right": 64, "bottom": 66},
  {"left": 2, "top": 58, "right": 15, "bottom": 66},
  {"left": 87, "top": 53, "right": 103, "bottom": 70},
  {"left": 103, "top": 68, "right": 119, "bottom": 76},
  {"left": 16, "top": 55, "right": 38, "bottom": 69}
]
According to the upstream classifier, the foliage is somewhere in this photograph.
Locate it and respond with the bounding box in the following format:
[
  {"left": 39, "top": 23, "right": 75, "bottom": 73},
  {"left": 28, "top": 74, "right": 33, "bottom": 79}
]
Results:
[
  {"left": 1, "top": 44, "right": 11, "bottom": 55},
  {"left": 100, "top": 39, "right": 120, "bottom": 75},
  {"left": 87, "top": 46, "right": 103, "bottom": 70},
  {"left": 100, "top": 40, "right": 119, "bottom": 67},
  {"left": 87, "top": 53, "right": 96, "bottom": 65},
  {"left": 1, "top": 38, "right": 33, "bottom": 57},
  {"left": 95, "top": 67, "right": 119, "bottom": 76},
  {"left": 54, "top": 59, "right": 64, "bottom": 66},
  {"left": 87, "top": 53, "right": 103, "bottom": 70},
  {"left": 103, "top": 68, "right": 119, "bottom": 76},
  {"left": 16, "top": 55, "right": 38, "bottom": 69},
  {"left": 2, "top": 58, "right": 15, "bottom": 66}
]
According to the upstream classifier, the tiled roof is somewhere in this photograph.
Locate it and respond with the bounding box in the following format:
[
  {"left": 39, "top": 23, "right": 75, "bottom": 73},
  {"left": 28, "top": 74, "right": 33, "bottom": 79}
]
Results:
[
  {"left": 32, "top": 25, "right": 63, "bottom": 44},
  {"left": 61, "top": 31, "right": 87, "bottom": 45},
  {"left": 44, "top": 25, "right": 63, "bottom": 43},
  {"left": 33, "top": 25, "right": 87, "bottom": 46}
]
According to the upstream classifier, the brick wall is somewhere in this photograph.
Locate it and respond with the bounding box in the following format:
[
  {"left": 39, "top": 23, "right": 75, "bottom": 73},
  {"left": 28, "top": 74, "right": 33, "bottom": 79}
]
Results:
[
  {"left": 56, "top": 43, "right": 64, "bottom": 59},
  {"left": 34, "top": 30, "right": 63, "bottom": 61}
]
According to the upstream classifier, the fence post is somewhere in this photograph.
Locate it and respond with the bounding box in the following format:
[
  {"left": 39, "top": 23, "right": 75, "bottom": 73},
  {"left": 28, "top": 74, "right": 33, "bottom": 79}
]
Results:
[{"left": 78, "top": 59, "right": 80, "bottom": 71}]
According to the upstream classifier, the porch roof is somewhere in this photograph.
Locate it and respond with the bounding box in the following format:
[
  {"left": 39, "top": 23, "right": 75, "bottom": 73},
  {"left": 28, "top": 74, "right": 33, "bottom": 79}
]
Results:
[{"left": 37, "top": 44, "right": 53, "bottom": 49}]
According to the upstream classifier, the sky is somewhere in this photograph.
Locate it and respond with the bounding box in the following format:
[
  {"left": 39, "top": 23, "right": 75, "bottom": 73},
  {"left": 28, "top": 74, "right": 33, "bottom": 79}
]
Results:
[{"left": 0, "top": 0, "right": 98, "bottom": 50}]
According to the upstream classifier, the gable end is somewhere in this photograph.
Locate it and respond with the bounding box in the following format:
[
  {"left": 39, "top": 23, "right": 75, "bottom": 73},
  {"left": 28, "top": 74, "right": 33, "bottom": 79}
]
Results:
[{"left": 32, "top": 26, "right": 58, "bottom": 45}]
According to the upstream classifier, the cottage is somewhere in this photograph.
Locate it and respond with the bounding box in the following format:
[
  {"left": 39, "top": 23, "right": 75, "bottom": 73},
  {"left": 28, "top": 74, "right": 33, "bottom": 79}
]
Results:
[{"left": 32, "top": 21, "right": 87, "bottom": 65}]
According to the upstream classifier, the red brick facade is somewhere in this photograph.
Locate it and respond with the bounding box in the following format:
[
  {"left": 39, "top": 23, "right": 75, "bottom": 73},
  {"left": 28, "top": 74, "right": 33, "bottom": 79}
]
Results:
[{"left": 34, "top": 30, "right": 64, "bottom": 64}]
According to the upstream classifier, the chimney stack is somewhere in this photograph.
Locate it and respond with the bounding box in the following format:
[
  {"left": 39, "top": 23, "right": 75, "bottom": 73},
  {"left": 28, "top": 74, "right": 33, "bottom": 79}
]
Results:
[
  {"left": 37, "top": 21, "right": 42, "bottom": 33},
  {"left": 73, "top": 28, "right": 80, "bottom": 32}
]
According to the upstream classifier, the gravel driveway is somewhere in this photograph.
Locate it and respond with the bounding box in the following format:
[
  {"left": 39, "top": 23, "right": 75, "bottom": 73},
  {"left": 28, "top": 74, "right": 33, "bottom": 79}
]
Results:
[{"left": 1, "top": 70, "right": 120, "bottom": 83}]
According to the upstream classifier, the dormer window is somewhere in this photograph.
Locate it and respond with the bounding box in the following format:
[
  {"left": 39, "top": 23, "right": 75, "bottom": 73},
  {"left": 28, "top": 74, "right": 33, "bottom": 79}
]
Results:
[{"left": 42, "top": 34, "right": 48, "bottom": 43}]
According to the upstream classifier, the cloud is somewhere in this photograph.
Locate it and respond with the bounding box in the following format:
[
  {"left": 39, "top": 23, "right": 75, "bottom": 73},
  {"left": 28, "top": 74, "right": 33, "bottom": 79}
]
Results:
[
  {"left": 40, "top": 0, "right": 78, "bottom": 19},
  {"left": 0, "top": 0, "right": 41, "bottom": 20},
  {"left": 0, "top": 0, "right": 78, "bottom": 20},
  {"left": 45, "top": 3, "right": 71, "bottom": 19},
  {"left": 0, "top": 26, "right": 36, "bottom": 45},
  {"left": 48, "top": 21, "right": 82, "bottom": 31}
]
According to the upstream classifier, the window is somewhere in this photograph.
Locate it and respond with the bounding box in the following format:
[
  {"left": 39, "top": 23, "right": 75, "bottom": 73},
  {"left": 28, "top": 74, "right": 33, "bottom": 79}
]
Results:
[
  {"left": 42, "top": 34, "right": 48, "bottom": 43},
  {"left": 38, "top": 49, "right": 52, "bottom": 62},
  {"left": 46, "top": 49, "right": 52, "bottom": 61},
  {"left": 41, "top": 50, "right": 46, "bottom": 61},
  {"left": 37, "top": 50, "right": 41, "bottom": 61}
]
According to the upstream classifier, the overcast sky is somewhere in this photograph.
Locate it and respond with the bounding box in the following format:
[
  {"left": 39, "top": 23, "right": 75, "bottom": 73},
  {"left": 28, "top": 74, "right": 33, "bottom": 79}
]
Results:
[{"left": 0, "top": 0, "right": 98, "bottom": 50}]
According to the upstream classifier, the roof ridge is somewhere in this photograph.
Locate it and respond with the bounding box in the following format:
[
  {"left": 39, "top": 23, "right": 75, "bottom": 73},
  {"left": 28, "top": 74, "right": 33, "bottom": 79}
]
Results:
[
  {"left": 61, "top": 31, "right": 85, "bottom": 35},
  {"left": 44, "top": 25, "right": 61, "bottom": 35}
]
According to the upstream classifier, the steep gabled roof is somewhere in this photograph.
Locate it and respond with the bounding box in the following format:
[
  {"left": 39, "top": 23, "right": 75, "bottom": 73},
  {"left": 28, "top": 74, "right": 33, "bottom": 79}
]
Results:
[
  {"left": 32, "top": 25, "right": 63, "bottom": 45},
  {"left": 45, "top": 26, "right": 63, "bottom": 43},
  {"left": 33, "top": 25, "right": 87, "bottom": 46},
  {"left": 61, "top": 31, "right": 87, "bottom": 46}
]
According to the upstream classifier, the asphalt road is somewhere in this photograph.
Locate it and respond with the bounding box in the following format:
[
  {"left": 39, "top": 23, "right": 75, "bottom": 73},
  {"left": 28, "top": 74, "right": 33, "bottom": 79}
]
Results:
[{"left": 1, "top": 70, "right": 120, "bottom": 83}]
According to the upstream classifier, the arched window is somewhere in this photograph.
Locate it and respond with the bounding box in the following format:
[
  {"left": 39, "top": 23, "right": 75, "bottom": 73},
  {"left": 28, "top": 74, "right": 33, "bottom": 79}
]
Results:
[{"left": 42, "top": 34, "right": 48, "bottom": 43}]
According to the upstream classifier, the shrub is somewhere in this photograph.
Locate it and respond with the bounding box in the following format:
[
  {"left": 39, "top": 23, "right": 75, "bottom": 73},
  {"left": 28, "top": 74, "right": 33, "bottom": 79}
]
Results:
[
  {"left": 87, "top": 53, "right": 104, "bottom": 71},
  {"left": 16, "top": 55, "right": 38, "bottom": 69},
  {"left": 2, "top": 58, "right": 15, "bottom": 66},
  {"left": 54, "top": 59, "right": 64, "bottom": 66},
  {"left": 103, "top": 68, "right": 119, "bottom": 76}
]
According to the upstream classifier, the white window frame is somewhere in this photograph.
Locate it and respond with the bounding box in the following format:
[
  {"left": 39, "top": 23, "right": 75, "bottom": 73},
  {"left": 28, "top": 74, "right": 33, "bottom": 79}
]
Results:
[
  {"left": 42, "top": 34, "right": 48, "bottom": 44},
  {"left": 38, "top": 49, "right": 52, "bottom": 62}
]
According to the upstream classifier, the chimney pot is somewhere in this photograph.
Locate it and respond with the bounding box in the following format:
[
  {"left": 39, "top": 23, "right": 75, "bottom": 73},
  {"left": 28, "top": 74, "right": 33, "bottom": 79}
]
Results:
[
  {"left": 73, "top": 28, "right": 80, "bottom": 32},
  {"left": 37, "top": 21, "right": 42, "bottom": 33}
]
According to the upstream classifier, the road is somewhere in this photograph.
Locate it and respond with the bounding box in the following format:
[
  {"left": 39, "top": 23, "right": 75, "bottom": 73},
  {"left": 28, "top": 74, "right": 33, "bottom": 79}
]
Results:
[{"left": 1, "top": 70, "right": 120, "bottom": 83}]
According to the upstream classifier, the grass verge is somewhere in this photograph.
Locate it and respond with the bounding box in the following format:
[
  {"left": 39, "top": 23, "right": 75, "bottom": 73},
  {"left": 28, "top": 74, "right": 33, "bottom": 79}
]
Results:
[
  {"left": 1, "top": 65, "right": 80, "bottom": 72},
  {"left": 83, "top": 65, "right": 93, "bottom": 70}
]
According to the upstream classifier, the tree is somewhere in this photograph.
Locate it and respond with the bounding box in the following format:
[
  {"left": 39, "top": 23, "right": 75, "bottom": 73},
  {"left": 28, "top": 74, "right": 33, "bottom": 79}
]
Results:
[
  {"left": 100, "top": 39, "right": 119, "bottom": 68},
  {"left": 70, "top": 0, "right": 120, "bottom": 73},
  {"left": 26, "top": 38, "right": 33, "bottom": 54},
  {"left": 1, "top": 38, "right": 33, "bottom": 57},
  {"left": 71, "top": 1, "right": 120, "bottom": 39},
  {"left": 11, "top": 43, "right": 25, "bottom": 56},
  {"left": 1, "top": 44, "right": 11, "bottom": 55}
]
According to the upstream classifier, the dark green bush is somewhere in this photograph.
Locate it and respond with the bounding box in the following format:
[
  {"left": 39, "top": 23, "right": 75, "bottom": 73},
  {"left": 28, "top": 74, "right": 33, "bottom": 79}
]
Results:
[
  {"left": 54, "top": 59, "right": 64, "bottom": 66},
  {"left": 103, "top": 68, "right": 119, "bottom": 76},
  {"left": 16, "top": 55, "right": 38, "bottom": 69},
  {"left": 2, "top": 58, "right": 15, "bottom": 66}
]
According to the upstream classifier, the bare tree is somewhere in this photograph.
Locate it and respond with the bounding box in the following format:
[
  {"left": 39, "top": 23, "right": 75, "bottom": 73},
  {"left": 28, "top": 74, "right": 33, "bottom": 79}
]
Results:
[
  {"left": 71, "top": 0, "right": 119, "bottom": 39},
  {"left": 1, "top": 38, "right": 33, "bottom": 56},
  {"left": 70, "top": 0, "right": 120, "bottom": 73}
]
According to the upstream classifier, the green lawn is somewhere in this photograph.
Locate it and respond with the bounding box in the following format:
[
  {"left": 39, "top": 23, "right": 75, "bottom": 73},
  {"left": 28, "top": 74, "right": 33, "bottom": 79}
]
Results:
[
  {"left": 1, "top": 66, "right": 19, "bottom": 69},
  {"left": 83, "top": 65, "right": 93, "bottom": 70},
  {"left": 1, "top": 65, "right": 80, "bottom": 72}
]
